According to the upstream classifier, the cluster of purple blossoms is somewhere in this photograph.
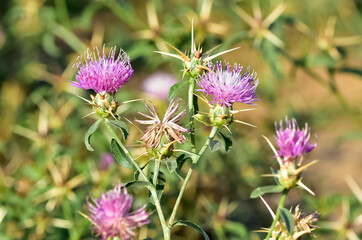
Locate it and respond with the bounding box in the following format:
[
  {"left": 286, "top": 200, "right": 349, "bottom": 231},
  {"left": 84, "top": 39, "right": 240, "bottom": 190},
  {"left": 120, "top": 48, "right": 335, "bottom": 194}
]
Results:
[
  {"left": 71, "top": 46, "right": 134, "bottom": 93},
  {"left": 197, "top": 62, "right": 259, "bottom": 107},
  {"left": 275, "top": 117, "right": 316, "bottom": 162},
  {"left": 87, "top": 185, "right": 150, "bottom": 240}
]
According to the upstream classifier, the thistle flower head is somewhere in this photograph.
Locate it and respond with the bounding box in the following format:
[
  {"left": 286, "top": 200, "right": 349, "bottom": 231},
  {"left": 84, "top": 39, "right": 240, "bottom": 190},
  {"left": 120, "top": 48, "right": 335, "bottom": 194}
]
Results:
[
  {"left": 275, "top": 117, "right": 316, "bottom": 162},
  {"left": 136, "top": 98, "right": 189, "bottom": 150},
  {"left": 197, "top": 62, "right": 259, "bottom": 107},
  {"left": 86, "top": 185, "right": 150, "bottom": 240},
  {"left": 71, "top": 46, "right": 134, "bottom": 93}
]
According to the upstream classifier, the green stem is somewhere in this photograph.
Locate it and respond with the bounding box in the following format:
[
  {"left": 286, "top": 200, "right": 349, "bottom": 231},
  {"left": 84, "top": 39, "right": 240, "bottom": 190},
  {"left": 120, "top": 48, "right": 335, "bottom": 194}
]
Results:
[
  {"left": 104, "top": 120, "right": 170, "bottom": 239},
  {"left": 153, "top": 156, "right": 161, "bottom": 185},
  {"left": 168, "top": 126, "right": 218, "bottom": 226},
  {"left": 188, "top": 77, "right": 197, "bottom": 157},
  {"left": 265, "top": 189, "right": 289, "bottom": 240}
]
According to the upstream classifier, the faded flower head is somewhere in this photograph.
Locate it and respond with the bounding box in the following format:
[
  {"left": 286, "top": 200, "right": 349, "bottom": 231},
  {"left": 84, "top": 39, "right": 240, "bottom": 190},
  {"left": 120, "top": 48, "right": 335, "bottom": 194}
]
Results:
[
  {"left": 142, "top": 72, "right": 178, "bottom": 100},
  {"left": 271, "top": 206, "right": 320, "bottom": 239},
  {"left": 275, "top": 117, "right": 316, "bottom": 162},
  {"left": 197, "top": 62, "right": 259, "bottom": 107},
  {"left": 136, "top": 98, "right": 189, "bottom": 150},
  {"left": 294, "top": 205, "right": 320, "bottom": 237},
  {"left": 71, "top": 46, "right": 134, "bottom": 93},
  {"left": 86, "top": 185, "right": 150, "bottom": 240}
]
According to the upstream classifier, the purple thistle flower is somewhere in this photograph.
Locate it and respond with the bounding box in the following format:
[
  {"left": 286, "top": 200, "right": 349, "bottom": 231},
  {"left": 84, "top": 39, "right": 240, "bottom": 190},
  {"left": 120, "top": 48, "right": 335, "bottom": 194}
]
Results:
[
  {"left": 275, "top": 117, "right": 316, "bottom": 161},
  {"left": 71, "top": 46, "right": 134, "bottom": 93},
  {"left": 87, "top": 185, "right": 150, "bottom": 240},
  {"left": 197, "top": 62, "right": 259, "bottom": 107}
]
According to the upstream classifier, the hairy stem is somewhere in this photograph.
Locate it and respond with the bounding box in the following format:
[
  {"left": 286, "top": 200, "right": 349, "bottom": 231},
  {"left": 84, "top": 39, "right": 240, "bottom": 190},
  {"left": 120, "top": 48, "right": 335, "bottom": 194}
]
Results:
[
  {"left": 265, "top": 189, "right": 289, "bottom": 240},
  {"left": 104, "top": 120, "right": 170, "bottom": 239},
  {"left": 168, "top": 126, "right": 218, "bottom": 226}
]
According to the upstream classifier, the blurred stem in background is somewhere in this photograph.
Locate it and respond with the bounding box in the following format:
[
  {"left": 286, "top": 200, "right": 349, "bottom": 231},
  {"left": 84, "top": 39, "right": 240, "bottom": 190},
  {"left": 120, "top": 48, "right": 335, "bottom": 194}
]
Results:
[{"left": 55, "top": 0, "right": 70, "bottom": 29}]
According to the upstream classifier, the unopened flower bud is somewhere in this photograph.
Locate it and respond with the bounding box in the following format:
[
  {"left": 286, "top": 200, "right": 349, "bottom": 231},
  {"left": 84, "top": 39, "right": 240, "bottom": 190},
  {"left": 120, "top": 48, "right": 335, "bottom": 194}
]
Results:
[
  {"left": 209, "top": 104, "right": 233, "bottom": 128},
  {"left": 278, "top": 164, "right": 299, "bottom": 189},
  {"left": 184, "top": 57, "right": 204, "bottom": 78},
  {"left": 91, "top": 92, "right": 119, "bottom": 119}
]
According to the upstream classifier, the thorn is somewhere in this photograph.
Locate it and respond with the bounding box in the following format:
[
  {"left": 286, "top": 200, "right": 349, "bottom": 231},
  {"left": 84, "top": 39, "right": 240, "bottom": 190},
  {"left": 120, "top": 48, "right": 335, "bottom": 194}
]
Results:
[
  {"left": 262, "top": 135, "right": 283, "bottom": 168},
  {"left": 154, "top": 51, "right": 183, "bottom": 60},
  {"left": 124, "top": 117, "right": 143, "bottom": 133},
  {"left": 122, "top": 99, "right": 144, "bottom": 104},
  {"left": 82, "top": 111, "right": 96, "bottom": 119},
  {"left": 233, "top": 119, "right": 257, "bottom": 128},
  {"left": 196, "top": 64, "right": 214, "bottom": 73},
  {"left": 204, "top": 44, "right": 221, "bottom": 56},
  {"left": 260, "top": 196, "right": 276, "bottom": 219},
  {"left": 191, "top": 18, "right": 196, "bottom": 53},
  {"left": 193, "top": 93, "right": 209, "bottom": 104},
  {"left": 261, "top": 174, "right": 279, "bottom": 178},
  {"left": 230, "top": 108, "right": 256, "bottom": 115},
  {"left": 224, "top": 125, "right": 232, "bottom": 134},
  {"left": 76, "top": 95, "right": 93, "bottom": 104},
  {"left": 203, "top": 47, "right": 240, "bottom": 62},
  {"left": 298, "top": 180, "right": 315, "bottom": 196},
  {"left": 294, "top": 160, "right": 319, "bottom": 175},
  {"left": 164, "top": 42, "right": 191, "bottom": 62}
]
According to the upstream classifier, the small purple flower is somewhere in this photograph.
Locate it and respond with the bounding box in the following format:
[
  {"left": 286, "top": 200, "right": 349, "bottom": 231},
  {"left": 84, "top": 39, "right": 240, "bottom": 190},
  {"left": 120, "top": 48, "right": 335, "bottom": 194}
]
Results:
[
  {"left": 71, "top": 46, "right": 134, "bottom": 93},
  {"left": 197, "top": 62, "right": 259, "bottom": 107},
  {"left": 275, "top": 117, "right": 316, "bottom": 161},
  {"left": 100, "top": 153, "right": 114, "bottom": 171},
  {"left": 142, "top": 72, "right": 178, "bottom": 100},
  {"left": 87, "top": 185, "right": 150, "bottom": 240}
]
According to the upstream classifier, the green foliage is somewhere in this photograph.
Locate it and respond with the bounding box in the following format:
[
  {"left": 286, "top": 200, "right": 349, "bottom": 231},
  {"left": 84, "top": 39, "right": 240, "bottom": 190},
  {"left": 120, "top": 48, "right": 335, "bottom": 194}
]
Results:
[
  {"left": 279, "top": 208, "right": 295, "bottom": 234},
  {"left": 172, "top": 220, "right": 210, "bottom": 240},
  {"left": 250, "top": 185, "right": 284, "bottom": 199},
  {"left": 84, "top": 118, "right": 103, "bottom": 151},
  {"left": 111, "top": 138, "right": 133, "bottom": 169}
]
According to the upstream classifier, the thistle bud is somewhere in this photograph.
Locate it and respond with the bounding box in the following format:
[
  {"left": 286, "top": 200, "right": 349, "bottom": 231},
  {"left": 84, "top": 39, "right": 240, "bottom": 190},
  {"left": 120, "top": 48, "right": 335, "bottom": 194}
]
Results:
[
  {"left": 209, "top": 104, "right": 233, "bottom": 128},
  {"left": 91, "top": 92, "right": 119, "bottom": 119},
  {"left": 278, "top": 163, "right": 299, "bottom": 189},
  {"left": 184, "top": 57, "right": 204, "bottom": 78}
]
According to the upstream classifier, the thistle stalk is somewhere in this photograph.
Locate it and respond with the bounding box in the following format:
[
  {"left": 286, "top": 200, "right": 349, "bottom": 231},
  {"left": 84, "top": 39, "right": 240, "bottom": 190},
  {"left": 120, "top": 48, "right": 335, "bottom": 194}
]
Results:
[
  {"left": 188, "top": 76, "right": 197, "bottom": 156},
  {"left": 104, "top": 120, "right": 170, "bottom": 240},
  {"left": 265, "top": 189, "right": 289, "bottom": 239},
  {"left": 168, "top": 126, "right": 218, "bottom": 226}
]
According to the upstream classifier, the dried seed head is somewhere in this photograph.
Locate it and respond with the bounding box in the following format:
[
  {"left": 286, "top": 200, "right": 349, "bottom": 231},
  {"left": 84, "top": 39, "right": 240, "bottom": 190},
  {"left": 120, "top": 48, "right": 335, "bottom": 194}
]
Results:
[{"left": 136, "top": 98, "right": 189, "bottom": 156}]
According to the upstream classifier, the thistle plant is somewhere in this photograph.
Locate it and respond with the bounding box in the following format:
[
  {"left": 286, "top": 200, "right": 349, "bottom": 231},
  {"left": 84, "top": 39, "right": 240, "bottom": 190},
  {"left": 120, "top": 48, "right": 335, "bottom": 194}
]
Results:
[
  {"left": 69, "top": 24, "right": 324, "bottom": 239},
  {"left": 251, "top": 117, "right": 319, "bottom": 239}
]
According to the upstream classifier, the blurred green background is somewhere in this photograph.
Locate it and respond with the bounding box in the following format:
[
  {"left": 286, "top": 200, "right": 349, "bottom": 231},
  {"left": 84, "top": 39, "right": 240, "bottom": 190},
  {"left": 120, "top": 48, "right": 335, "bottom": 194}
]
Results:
[{"left": 0, "top": 0, "right": 361, "bottom": 239}]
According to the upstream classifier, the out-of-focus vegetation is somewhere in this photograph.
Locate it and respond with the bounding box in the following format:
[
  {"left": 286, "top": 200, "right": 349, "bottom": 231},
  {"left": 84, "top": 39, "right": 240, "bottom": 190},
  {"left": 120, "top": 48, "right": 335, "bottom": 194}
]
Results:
[{"left": 0, "top": 0, "right": 361, "bottom": 239}]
